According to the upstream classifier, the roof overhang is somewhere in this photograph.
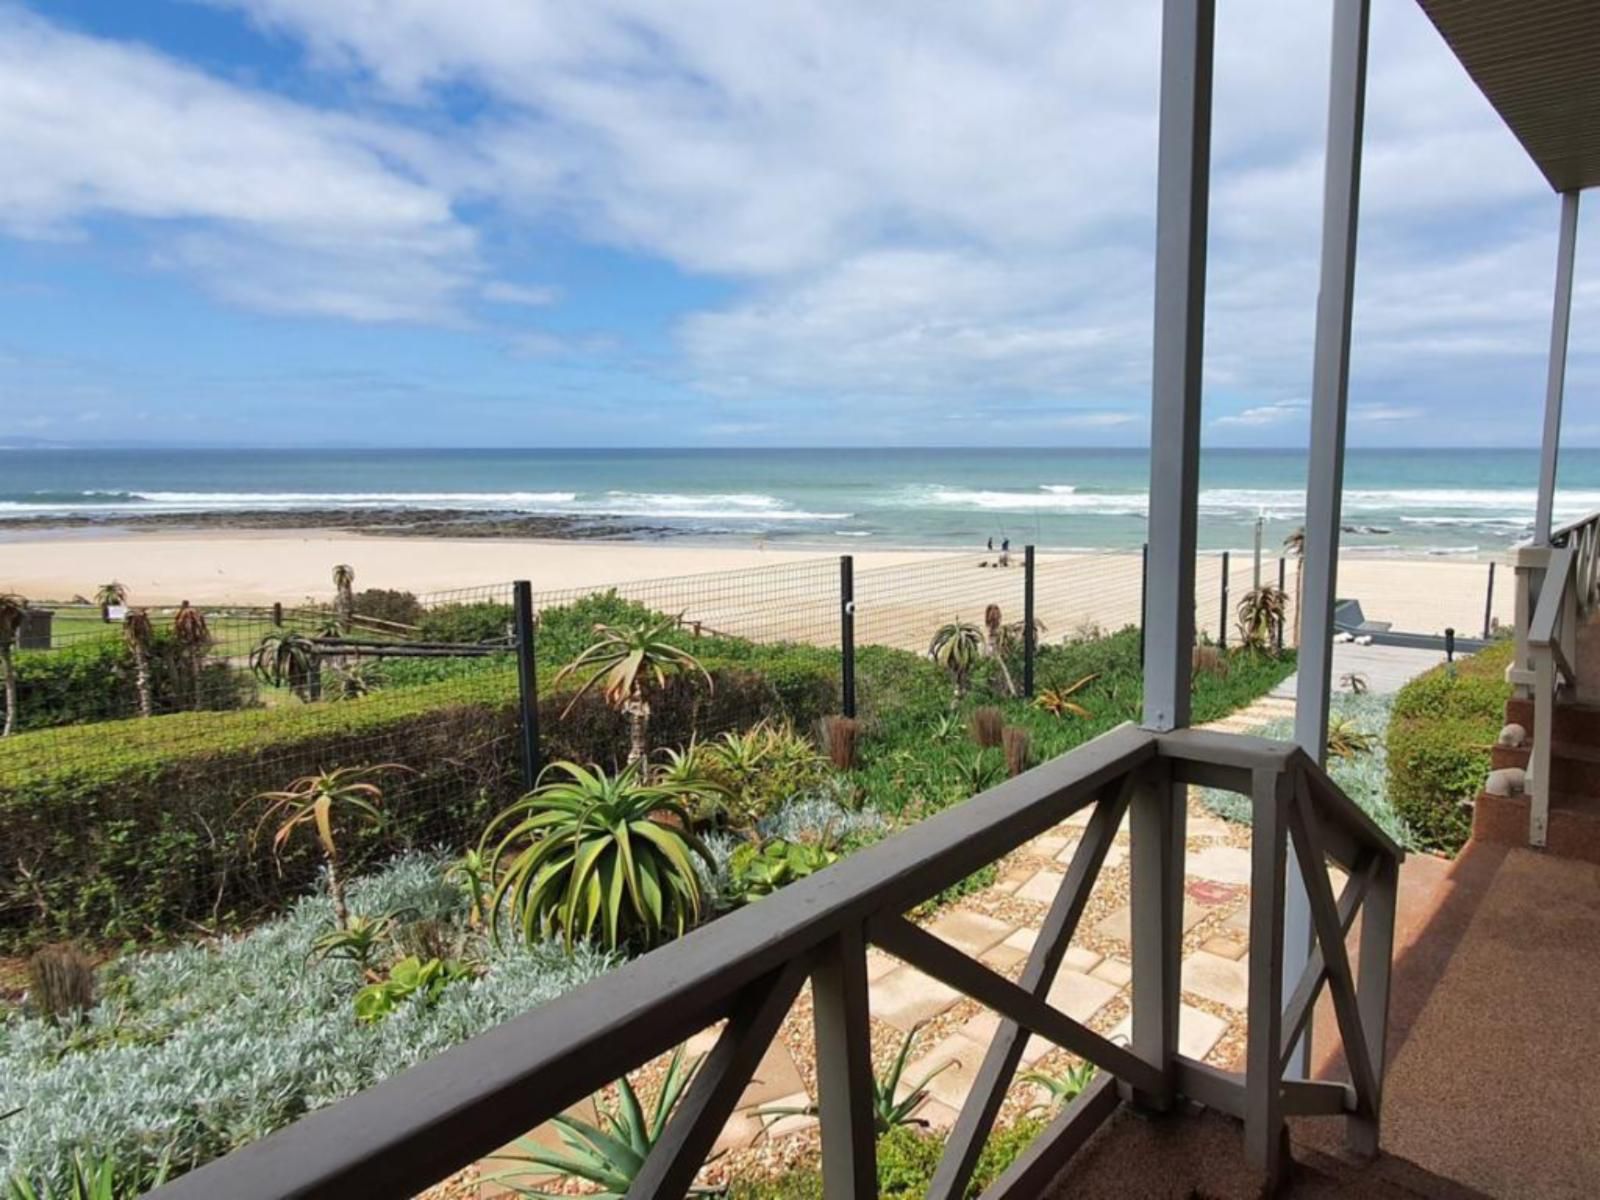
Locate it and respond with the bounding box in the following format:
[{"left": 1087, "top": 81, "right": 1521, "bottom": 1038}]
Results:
[{"left": 1416, "top": 0, "right": 1600, "bottom": 193}]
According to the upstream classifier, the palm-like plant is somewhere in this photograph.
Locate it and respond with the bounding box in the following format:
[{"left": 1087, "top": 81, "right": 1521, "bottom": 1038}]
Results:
[
  {"left": 1284, "top": 527, "right": 1305, "bottom": 648},
  {"left": 121, "top": 609, "right": 155, "bottom": 718},
  {"left": 332, "top": 563, "right": 355, "bottom": 629},
  {"left": 483, "top": 760, "right": 712, "bottom": 951},
  {"left": 308, "top": 911, "right": 401, "bottom": 979},
  {"left": 1236, "top": 584, "right": 1287, "bottom": 651},
  {"left": 93, "top": 581, "right": 127, "bottom": 623},
  {"left": 170, "top": 601, "right": 210, "bottom": 710},
  {"left": 1033, "top": 673, "right": 1098, "bottom": 720},
  {"left": 0, "top": 594, "right": 27, "bottom": 737},
  {"left": 1326, "top": 716, "right": 1375, "bottom": 761},
  {"left": 254, "top": 764, "right": 402, "bottom": 928},
  {"left": 928, "top": 620, "right": 984, "bottom": 702},
  {"left": 982, "top": 604, "right": 1018, "bottom": 697},
  {"left": 251, "top": 630, "right": 322, "bottom": 700},
  {"left": 553, "top": 617, "right": 713, "bottom": 764},
  {"left": 491, "top": 1048, "right": 712, "bottom": 1199}
]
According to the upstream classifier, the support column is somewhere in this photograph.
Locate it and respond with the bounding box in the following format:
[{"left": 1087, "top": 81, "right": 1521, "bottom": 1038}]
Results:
[
  {"left": 1535, "top": 191, "right": 1581, "bottom": 546},
  {"left": 1142, "top": 0, "right": 1214, "bottom": 733},
  {"left": 1291, "top": 0, "right": 1370, "bottom": 1076}
]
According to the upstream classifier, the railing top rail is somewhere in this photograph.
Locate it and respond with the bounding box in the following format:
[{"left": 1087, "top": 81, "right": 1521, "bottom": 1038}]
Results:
[
  {"left": 1550, "top": 508, "right": 1600, "bottom": 545},
  {"left": 1529, "top": 543, "right": 1577, "bottom": 649},
  {"left": 150, "top": 724, "right": 1156, "bottom": 1200}
]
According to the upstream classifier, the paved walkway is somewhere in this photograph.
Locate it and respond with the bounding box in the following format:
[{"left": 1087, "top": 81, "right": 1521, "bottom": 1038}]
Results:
[{"left": 480, "top": 646, "right": 1448, "bottom": 1194}]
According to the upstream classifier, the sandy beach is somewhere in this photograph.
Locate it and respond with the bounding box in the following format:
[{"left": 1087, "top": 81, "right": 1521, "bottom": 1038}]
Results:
[{"left": 0, "top": 529, "right": 1513, "bottom": 649}]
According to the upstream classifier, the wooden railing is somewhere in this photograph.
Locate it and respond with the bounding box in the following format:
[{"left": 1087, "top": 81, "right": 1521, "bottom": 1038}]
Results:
[
  {"left": 1516, "top": 509, "right": 1600, "bottom": 846},
  {"left": 147, "top": 724, "right": 1402, "bottom": 1200}
]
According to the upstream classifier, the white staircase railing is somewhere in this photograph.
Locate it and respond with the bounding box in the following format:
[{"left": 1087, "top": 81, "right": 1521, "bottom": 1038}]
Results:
[{"left": 1512, "top": 510, "right": 1600, "bottom": 846}]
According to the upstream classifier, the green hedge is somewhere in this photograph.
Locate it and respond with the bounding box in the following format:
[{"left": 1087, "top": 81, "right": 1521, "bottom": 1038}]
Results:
[
  {"left": 11, "top": 632, "right": 257, "bottom": 732},
  {"left": 0, "top": 642, "right": 837, "bottom": 951},
  {"left": 1386, "top": 640, "right": 1512, "bottom": 855}
]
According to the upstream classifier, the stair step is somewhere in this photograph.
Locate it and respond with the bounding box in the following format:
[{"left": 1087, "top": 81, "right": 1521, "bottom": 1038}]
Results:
[
  {"left": 1504, "top": 696, "right": 1600, "bottom": 743},
  {"left": 1490, "top": 741, "right": 1600, "bottom": 793},
  {"left": 1472, "top": 789, "right": 1600, "bottom": 864}
]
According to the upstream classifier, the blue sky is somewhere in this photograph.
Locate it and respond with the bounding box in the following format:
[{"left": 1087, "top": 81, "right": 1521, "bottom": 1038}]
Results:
[{"left": 0, "top": 0, "right": 1595, "bottom": 449}]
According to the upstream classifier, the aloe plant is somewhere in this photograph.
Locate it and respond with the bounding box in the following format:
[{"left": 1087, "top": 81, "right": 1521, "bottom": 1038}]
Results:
[
  {"left": 170, "top": 601, "right": 210, "bottom": 710},
  {"left": 121, "top": 610, "right": 155, "bottom": 718},
  {"left": 760, "top": 1022, "right": 953, "bottom": 1133},
  {"left": 254, "top": 764, "right": 403, "bottom": 928},
  {"left": 1236, "top": 584, "right": 1287, "bottom": 651},
  {"left": 1033, "top": 673, "right": 1098, "bottom": 720},
  {"left": 93, "top": 581, "right": 126, "bottom": 623},
  {"left": 332, "top": 563, "right": 355, "bottom": 628},
  {"left": 250, "top": 630, "right": 322, "bottom": 700},
  {"left": 928, "top": 620, "right": 984, "bottom": 701},
  {"left": 1023, "top": 1060, "right": 1097, "bottom": 1110},
  {"left": 554, "top": 616, "right": 712, "bottom": 764},
  {"left": 308, "top": 911, "right": 402, "bottom": 978},
  {"left": 4, "top": 1149, "right": 170, "bottom": 1200},
  {"left": 490, "top": 1047, "right": 712, "bottom": 1198},
  {"left": 0, "top": 593, "right": 26, "bottom": 737},
  {"left": 482, "top": 760, "right": 713, "bottom": 950}
]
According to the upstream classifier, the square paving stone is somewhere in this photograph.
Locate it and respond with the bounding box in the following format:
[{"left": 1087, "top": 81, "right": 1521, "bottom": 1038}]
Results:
[
  {"left": 980, "top": 942, "right": 1028, "bottom": 972},
  {"left": 871, "top": 964, "right": 964, "bottom": 1031},
  {"left": 959, "top": 1010, "right": 1053, "bottom": 1065},
  {"left": 1094, "top": 898, "right": 1209, "bottom": 946},
  {"left": 739, "top": 1039, "right": 807, "bottom": 1107},
  {"left": 1181, "top": 950, "right": 1251, "bottom": 1010},
  {"left": 866, "top": 948, "right": 901, "bottom": 982},
  {"left": 1044, "top": 969, "right": 1120, "bottom": 1022},
  {"left": 1003, "top": 927, "right": 1038, "bottom": 954},
  {"left": 901, "top": 1032, "right": 990, "bottom": 1109},
  {"left": 1186, "top": 845, "right": 1253, "bottom": 886},
  {"left": 1221, "top": 905, "right": 1251, "bottom": 936},
  {"left": 1186, "top": 814, "right": 1235, "bottom": 839},
  {"left": 1109, "top": 1003, "right": 1230, "bottom": 1061},
  {"left": 926, "top": 909, "right": 1016, "bottom": 957},
  {"left": 1060, "top": 944, "right": 1103, "bottom": 974},
  {"left": 1030, "top": 833, "right": 1072, "bottom": 858},
  {"left": 1016, "top": 869, "right": 1067, "bottom": 905},
  {"left": 1090, "top": 958, "right": 1133, "bottom": 987},
  {"left": 1200, "top": 936, "right": 1248, "bottom": 962}
]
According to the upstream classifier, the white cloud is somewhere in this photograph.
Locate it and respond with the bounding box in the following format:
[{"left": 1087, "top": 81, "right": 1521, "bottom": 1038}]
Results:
[
  {"left": 1351, "top": 404, "right": 1424, "bottom": 424},
  {"left": 0, "top": 4, "right": 476, "bottom": 321},
  {"left": 1213, "top": 400, "right": 1308, "bottom": 429},
  {"left": 482, "top": 281, "right": 560, "bottom": 306},
  {"left": 6, "top": 0, "right": 1593, "bottom": 432}
]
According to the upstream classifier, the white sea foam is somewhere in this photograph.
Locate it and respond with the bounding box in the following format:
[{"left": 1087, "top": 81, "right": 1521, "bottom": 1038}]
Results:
[{"left": 0, "top": 488, "right": 850, "bottom": 522}]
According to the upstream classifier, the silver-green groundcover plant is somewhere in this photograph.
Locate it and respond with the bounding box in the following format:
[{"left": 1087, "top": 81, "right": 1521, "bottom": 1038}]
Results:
[{"left": 0, "top": 855, "right": 614, "bottom": 1194}]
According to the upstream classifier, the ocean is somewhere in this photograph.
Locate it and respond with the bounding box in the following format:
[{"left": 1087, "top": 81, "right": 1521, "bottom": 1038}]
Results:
[{"left": 3, "top": 447, "right": 1597, "bottom": 555}]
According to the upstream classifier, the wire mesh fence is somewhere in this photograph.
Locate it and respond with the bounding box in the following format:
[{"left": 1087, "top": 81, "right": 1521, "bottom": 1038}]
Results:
[{"left": 1, "top": 545, "right": 1509, "bottom": 954}]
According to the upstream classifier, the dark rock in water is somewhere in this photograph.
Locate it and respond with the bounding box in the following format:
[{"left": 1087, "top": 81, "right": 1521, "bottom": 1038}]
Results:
[
  {"left": 0, "top": 507, "right": 681, "bottom": 541},
  {"left": 1341, "top": 524, "right": 1392, "bottom": 536}
]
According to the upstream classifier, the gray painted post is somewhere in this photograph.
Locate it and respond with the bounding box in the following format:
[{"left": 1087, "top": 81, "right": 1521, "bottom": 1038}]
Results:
[
  {"left": 1139, "top": 542, "right": 1149, "bottom": 669},
  {"left": 812, "top": 926, "right": 876, "bottom": 1196},
  {"left": 1130, "top": 764, "right": 1183, "bottom": 1110},
  {"left": 1291, "top": 0, "right": 1370, "bottom": 1080},
  {"left": 1483, "top": 561, "right": 1496, "bottom": 640},
  {"left": 1142, "top": 0, "right": 1214, "bottom": 734},
  {"left": 1023, "top": 544, "right": 1037, "bottom": 698},
  {"left": 839, "top": 555, "right": 856, "bottom": 719},
  {"left": 513, "top": 581, "right": 541, "bottom": 789},
  {"left": 1535, "top": 191, "right": 1581, "bottom": 547},
  {"left": 1219, "top": 550, "right": 1231, "bottom": 650}
]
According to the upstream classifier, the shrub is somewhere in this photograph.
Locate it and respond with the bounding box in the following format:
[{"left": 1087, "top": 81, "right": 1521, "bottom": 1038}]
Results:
[
  {"left": 417, "top": 601, "right": 514, "bottom": 644},
  {"left": 0, "top": 641, "right": 835, "bottom": 950},
  {"left": 0, "top": 856, "right": 615, "bottom": 1193},
  {"left": 969, "top": 706, "right": 1004, "bottom": 749},
  {"left": 726, "top": 1118, "right": 1047, "bottom": 1199},
  {"left": 11, "top": 633, "right": 256, "bottom": 731},
  {"left": 1386, "top": 642, "right": 1511, "bottom": 855},
  {"left": 350, "top": 588, "right": 422, "bottom": 627}
]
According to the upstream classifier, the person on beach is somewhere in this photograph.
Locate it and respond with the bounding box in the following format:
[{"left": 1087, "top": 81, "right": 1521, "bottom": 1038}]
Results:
[{"left": 999, "top": 537, "right": 1011, "bottom": 567}]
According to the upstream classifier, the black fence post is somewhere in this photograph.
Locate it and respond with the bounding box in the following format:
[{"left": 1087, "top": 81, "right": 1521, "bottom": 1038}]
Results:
[
  {"left": 1139, "top": 542, "right": 1149, "bottom": 669},
  {"left": 1276, "top": 557, "right": 1286, "bottom": 654},
  {"left": 1023, "top": 545, "right": 1037, "bottom": 698},
  {"left": 513, "top": 580, "right": 541, "bottom": 789},
  {"left": 1483, "top": 561, "right": 1496, "bottom": 640},
  {"left": 272, "top": 602, "right": 283, "bottom": 627},
  {"left": 1219, "top": 550, "right": 1230, "bottom": 650},
  {"left": 840, "top": 556, "right": 856, "bottom": 719}
]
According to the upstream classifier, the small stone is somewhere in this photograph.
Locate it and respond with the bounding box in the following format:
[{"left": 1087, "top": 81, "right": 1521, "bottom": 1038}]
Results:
[
  {"left": 1485, "top": 767, "right": 1525, "bottom": 798},
  {"left": 1497, "top": 723, "right": 1527, "bottom": 747}
]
